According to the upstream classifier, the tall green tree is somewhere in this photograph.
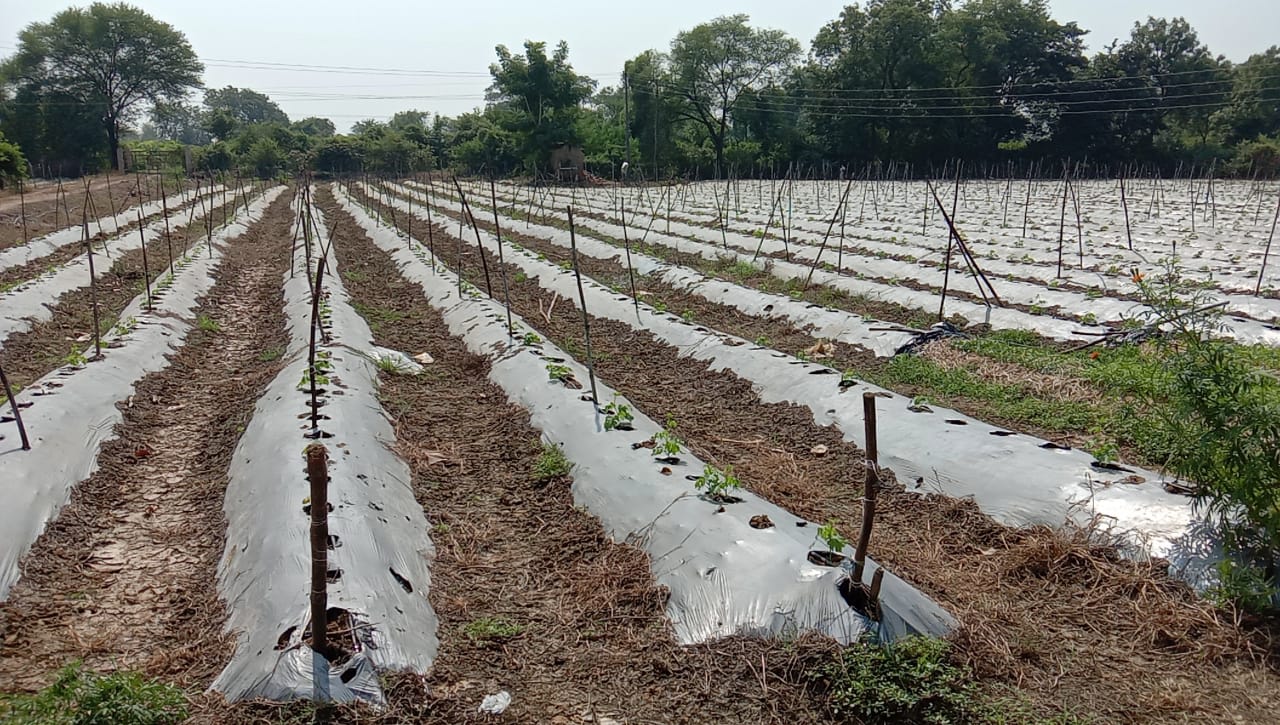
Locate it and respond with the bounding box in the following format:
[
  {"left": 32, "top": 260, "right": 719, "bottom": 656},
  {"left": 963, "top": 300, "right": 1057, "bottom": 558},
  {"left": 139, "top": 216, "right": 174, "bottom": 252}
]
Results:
[
  {"left": 487, "top": 40, "right": 596, "bottom": 171},
  {"left": 203, "top": 86, "right": 289, "bottom": 127},
  {"left": 667, "top": 15, "right": 800, "bottom": 176},
  {"left": 292, "top": 116, "right": 336, "bottom": 137},
  {"left": 2, "top": 3, "right": 202, "bottom": 168}
]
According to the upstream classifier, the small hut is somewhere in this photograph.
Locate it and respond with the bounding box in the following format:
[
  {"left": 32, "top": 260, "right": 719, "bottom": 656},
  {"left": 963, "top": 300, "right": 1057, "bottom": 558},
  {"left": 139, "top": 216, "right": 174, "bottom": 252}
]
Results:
[{"left": 550, "top": 143, "right": 585, "bottom": 182}]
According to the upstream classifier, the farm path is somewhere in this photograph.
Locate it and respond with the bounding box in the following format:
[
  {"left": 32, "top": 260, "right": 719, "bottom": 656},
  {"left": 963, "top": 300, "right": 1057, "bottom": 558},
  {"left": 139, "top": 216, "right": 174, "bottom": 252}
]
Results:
[{"left": 0, "top": 191, "right": 295, "bottom": 693}]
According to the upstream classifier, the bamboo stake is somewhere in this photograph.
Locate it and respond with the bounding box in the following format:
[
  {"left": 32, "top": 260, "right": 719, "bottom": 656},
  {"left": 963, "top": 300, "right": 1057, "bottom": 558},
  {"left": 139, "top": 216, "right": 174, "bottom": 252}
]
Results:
[
  {"left": 1255, "top": 187, "right": 1280, "bottom": 296},
  {"left": 567, "top": 208, "right": 599, "bottom": 406},
  {"left": 488, "top": 178, "right": 514, "bottom": 337},
  {"left": 136, "top": 205, "right": 153, "bottom": 310},
  {"left": 452, "top": 177, "right": 493, "bottom": 297},
  {"left": 851, "top": 392, "right": 879, "bottom": 584},
  {"left": 18, "top": 177, "right": 29, "bottom": 246},
  {"left": 0, "top": 362, "right": 31, "bottom": 450},
  {"left": 1120, "top": 173, "right": 1133, "bottom": 251},
  {"left": 83, "top": 209, "right": 102, "bottom": 360},
  {"left": 306, "top": 442, "right": 329, "bottom": 660},
  {"left": 619, "top": 200, "right": 641, "bottom": 323}
]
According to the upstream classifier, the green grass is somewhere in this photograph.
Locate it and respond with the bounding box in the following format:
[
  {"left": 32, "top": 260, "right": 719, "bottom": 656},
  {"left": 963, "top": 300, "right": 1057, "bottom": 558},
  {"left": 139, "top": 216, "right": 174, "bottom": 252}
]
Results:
[
  {"left": 196, "top": 313, "right": 220, "bottom": 333},
  {"left": 0, "top": 662, "right": 187, "bottom": 725},
  {"left": 533, "top": 441, "right": 572, "bottom": 480},
  {"left": 870, "top": 354, "right": 1100, "bottom": 434},
  {"left": 351, "top": 300, "right": 407, "bottom": 335},
  {"left": 258, "top": 346, "right": 284, "bottom": 363},
  {"left": 462, "top": 616, "right": 524, "bottom": 643}
]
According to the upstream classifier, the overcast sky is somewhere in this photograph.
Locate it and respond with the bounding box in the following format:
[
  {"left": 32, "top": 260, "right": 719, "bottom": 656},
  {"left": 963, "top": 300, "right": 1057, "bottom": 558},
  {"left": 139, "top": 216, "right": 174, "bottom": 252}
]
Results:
[{"left": 2, "top": 0, "right": 1277, "bottom": 132}]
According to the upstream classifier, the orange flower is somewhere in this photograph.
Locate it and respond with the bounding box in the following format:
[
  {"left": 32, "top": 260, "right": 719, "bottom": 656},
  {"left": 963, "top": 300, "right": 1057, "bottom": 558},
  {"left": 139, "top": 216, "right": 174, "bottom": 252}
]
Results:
[
  {"left": 1131, "top": 271, "right": 1145, "bottom": 283},
  {"left": 1089, "top": 351, "right": 1100, "bottom": 360}
]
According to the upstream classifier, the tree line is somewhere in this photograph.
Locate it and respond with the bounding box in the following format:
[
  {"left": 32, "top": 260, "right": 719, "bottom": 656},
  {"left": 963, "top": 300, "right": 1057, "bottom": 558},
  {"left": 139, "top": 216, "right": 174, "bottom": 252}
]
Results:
[{"left": 1, "top": 1, "right": 1277, "bottom": 183}]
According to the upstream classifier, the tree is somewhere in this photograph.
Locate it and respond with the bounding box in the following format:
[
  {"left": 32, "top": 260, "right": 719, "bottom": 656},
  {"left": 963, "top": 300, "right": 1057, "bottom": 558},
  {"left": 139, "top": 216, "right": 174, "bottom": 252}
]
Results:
[
  {"left": 3, "top": 3, "right": 202, "bottom": 168},
  {"left": 203, "top": 86, "right": 289, "bottom": 127},
  {"left": 0, "top": 130, "right": 27, "bottom": 188},
  {"left": 293, "top": 116, "right": 336, "bottom": 137},
  {"left": 1213, "top": 47, "right": 1280, "bottom": 144},
  {"left": 151, "top": 100, "right": 209, "bottom": 144},
  {"left": 668, "top": 15, "right": 800, "bottom": 176},
  {"left": 488, "top": 40, "right": 596, "bottom": 171}
]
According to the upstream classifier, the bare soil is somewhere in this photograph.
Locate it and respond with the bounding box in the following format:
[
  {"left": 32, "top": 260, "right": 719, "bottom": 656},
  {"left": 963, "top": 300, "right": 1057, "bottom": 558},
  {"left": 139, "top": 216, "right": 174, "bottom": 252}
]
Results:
[{"left": 0, "top": 175, "right": 197, "bottom": 250}]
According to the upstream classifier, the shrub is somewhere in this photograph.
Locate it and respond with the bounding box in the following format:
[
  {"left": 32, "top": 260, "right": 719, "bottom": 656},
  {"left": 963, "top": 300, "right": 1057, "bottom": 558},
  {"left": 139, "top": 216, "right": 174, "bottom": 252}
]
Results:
[
  {"left": 534, "top": 442, "right": 572, "bottom": 480},
  {"left": 0, "top": 662, "right": 188, "bottom": 724},
  {"left": 810, "top": 635, "right": 984, "bottom": 724},
  {"left": 1129, "top": 264, "right": 1280, "bottom": 606},
  {"left": 0, "top": 132, "right": 28, "bottom": 190}
]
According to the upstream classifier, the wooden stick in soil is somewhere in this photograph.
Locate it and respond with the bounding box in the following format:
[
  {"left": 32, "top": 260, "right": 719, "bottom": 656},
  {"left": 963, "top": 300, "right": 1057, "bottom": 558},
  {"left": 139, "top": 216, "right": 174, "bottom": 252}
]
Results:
[
  {"left": 452, "top": 176, "right": 493, "bottom": 297},
  {"left": 1255, "top": 186, "right": 1280, "bottom": 296},
  {"left": 1121, "top": 173, "right": 1133, "bottom": 251},
  {"left": 1056, "top": 171, "right": 1069, "bottom": 278},
  {"left": 851, "top": 391, "right": 879, "bottom": 584},
  {"left": 160, "top": 174, "right": 175, "bottom": 275},
  {"left": 0, "top": 362, "right": 31, "bottom": 450},
  {"left": 135, "top": 205, "right": 154, "bottom": 310},
  {"left": 619, "top": 200, "right": 641, "bottom": 323},
  {"left": 18, "top": 177, "right": 29, "bottom": 246},
  {"left": 423, "top": 176, "right": 438, "bottom": 270},
  {"left": 82, "top": 211, "right": 102, "bottom": 360},
  {"left": 306, "top": 442, "right": 330, "bottom": 661},
  {"left": 567, "top": 208, "right": 600, "bottom": 407},
  {"left": 803, "top": 178, "right": 855, "bottom": 291},
  {"left": 488, "top": 178, "right": 515, "bottom": 337}
]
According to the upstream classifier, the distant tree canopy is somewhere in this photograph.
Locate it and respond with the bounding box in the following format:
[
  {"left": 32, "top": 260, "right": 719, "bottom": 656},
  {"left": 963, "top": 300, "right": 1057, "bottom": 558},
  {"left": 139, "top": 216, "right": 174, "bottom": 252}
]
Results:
[
  {"left": 0, "top": 2, "right": 201, "bottom": 170},
  {"left": 2, "top": 2, "right": 1278, "bottom": 179}
]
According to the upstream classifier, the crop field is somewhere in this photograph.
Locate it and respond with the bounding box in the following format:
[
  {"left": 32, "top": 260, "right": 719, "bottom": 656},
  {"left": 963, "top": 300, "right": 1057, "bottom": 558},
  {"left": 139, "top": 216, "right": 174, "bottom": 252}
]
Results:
[{"left": 1, "top": 169, "right": 1278, "bottom": 724}]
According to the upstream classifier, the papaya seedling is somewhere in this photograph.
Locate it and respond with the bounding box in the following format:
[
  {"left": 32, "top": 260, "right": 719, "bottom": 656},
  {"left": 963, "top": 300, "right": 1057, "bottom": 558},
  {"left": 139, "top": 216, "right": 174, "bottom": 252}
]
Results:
[
  {"left": 817, "top": 520, "right": 848, "bottom": 553},
  {"left": 602, "top": 395, "right": 634, "bottom": 431},
  {"left": 545, "top": 362, "right": 572, "bottom": 383},
  {"left": 695, "top": 464, "right": 741, "bottom": 499}
]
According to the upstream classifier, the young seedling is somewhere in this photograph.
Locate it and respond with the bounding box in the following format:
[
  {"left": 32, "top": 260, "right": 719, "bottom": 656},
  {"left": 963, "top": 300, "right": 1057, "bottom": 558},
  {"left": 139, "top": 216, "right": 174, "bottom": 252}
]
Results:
[
  {"left": 651, "top": 414, "right": 684, "bottom": 460},
  {"left": 65, "top": 346, "right": 88, "bottom": 368},
  {"left": 602, "top": 395, "right": 634, "bottom": 431},
  {"left": 817, "top": 520, "right": 848, "bottom": 553},
  {"left": 522, "top": 332, "right": 542, "bottom": 346},
  {"left": 695, "top": 464, "right": 741, "bottom": 501},
  {"left": 545, "top": 362, "right": 573, "bottom": 383}
]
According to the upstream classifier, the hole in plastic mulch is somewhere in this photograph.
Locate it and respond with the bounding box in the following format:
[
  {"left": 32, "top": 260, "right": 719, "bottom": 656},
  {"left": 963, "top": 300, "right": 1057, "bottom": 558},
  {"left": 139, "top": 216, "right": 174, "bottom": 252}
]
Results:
[
  {"left": 989, "top": 430, "right": 1016, "bottom": 436},
  {"left": 1040, "top": 441, "right": 1072, "bottom": 451},
  {"left": 326, "top": 568, "right": 343, "bottom": 583},
  {"left": 807, "top": 550, "right": 846, "bottom": 567},
  {"left": 698, "top": 493, "right": 744, "bottom": 505},
  {"left": 390, "top": 567, "right": 413, "bottom": 593},
  {"left": 275, "top": 625, "right": 297, "bottom": 650},
  {"left": 327, "top": 534, "right": 341, "bottom": 550},
  {"left": 945, "top": 419, "right": 968, "bottom": 426},
  {"left": 749, "top": 514, "right": 775, "bottom": 529}
]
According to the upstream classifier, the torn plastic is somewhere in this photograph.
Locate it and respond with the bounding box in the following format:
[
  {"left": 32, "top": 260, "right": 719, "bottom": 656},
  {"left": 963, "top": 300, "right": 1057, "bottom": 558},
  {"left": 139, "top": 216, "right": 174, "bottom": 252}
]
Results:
[
  {"left": 338, "top": 187, "right": 956, "bottom": 643},
  {"left": 0, "top": 185, "right": 251, "bottom": 352},
  {"left": 211, "top": 194, "right": 437, "bottom": 704},
  {"left": 368, "top": 184, "right": 1223, "bottom": 591},
  {"left": 0, "top": 187, "right": 286, "bottom": 600}
]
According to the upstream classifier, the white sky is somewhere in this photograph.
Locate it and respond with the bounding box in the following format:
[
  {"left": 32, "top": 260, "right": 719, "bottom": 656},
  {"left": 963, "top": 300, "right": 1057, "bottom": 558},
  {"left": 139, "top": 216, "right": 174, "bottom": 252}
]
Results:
[{"left": 2, "top": 0, "right": 1277, "bottom": 132}]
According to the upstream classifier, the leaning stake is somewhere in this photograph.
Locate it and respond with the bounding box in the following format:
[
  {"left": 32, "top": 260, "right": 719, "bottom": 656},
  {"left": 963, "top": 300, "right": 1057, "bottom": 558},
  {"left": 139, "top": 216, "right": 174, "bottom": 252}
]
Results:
[
  {"left": 489, "top": 178, "right": 515, "bottom": 336},
  {"left": 82, "top": 210, "right": 103, "bottom": 360},
  {"left": 851, "top": 391, "right": 879, "bottom": 584},
  {"left": 619, "top": 201, "right": 641, "bottom": 323},
  {"left": 567, "top": 208, "right": 600, "bottom": 406},
  {"left": 0, "top": 362, "right": 31, "bottom": 450}
]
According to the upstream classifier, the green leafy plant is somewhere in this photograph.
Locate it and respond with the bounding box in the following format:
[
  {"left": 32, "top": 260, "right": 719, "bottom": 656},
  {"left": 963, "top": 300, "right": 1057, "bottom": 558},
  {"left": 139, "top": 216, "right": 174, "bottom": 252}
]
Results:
[
  {"left": 111, "top": 316, "right": 138, "bottom": 337},
  {"left": 463, "top": 616, "right": 524, "bottom": 643},
  {"left": 754, "top": 334, "right": 771, "bottom": 347},
  {"left": 258, "top": 346, "right": 284, "bottom": 363},
  {"left": 816, "top": 520, "right": 847, "bottom": 552},
  {"left": 545, "top": 362, "right": 572, "bottom": 382},
  {"left": 534, "top": 441, "right": 572, "bottom": 480},
  {"left": 1126, "top": 263, "right": 1280, "bottom": 607},
  {"left": 65, "top": 346, "right": 87, "bottom": 367},
  {"left": 0, "top": 662, "right": 187, "bottom": 724},
  {"left": 602, "top": 396, "right": 634, "bottom": 431},
  {"left": 680, "top": 309, "right": 695, "bottom": 323},
  {"left": 695, "top": 464, "right": 741, "bottom": 499},
  {"left": 652, "top": 415, "right": 683, "bottom": 458},
  {"left": 809, "top": 635, "right": 985, "bottom": 724},
  {"left": 196, "top": 313, "right": 221, "bottom": 333},
  {"left": 522, "top": 332, "right": 542, "bottom": 345}
]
